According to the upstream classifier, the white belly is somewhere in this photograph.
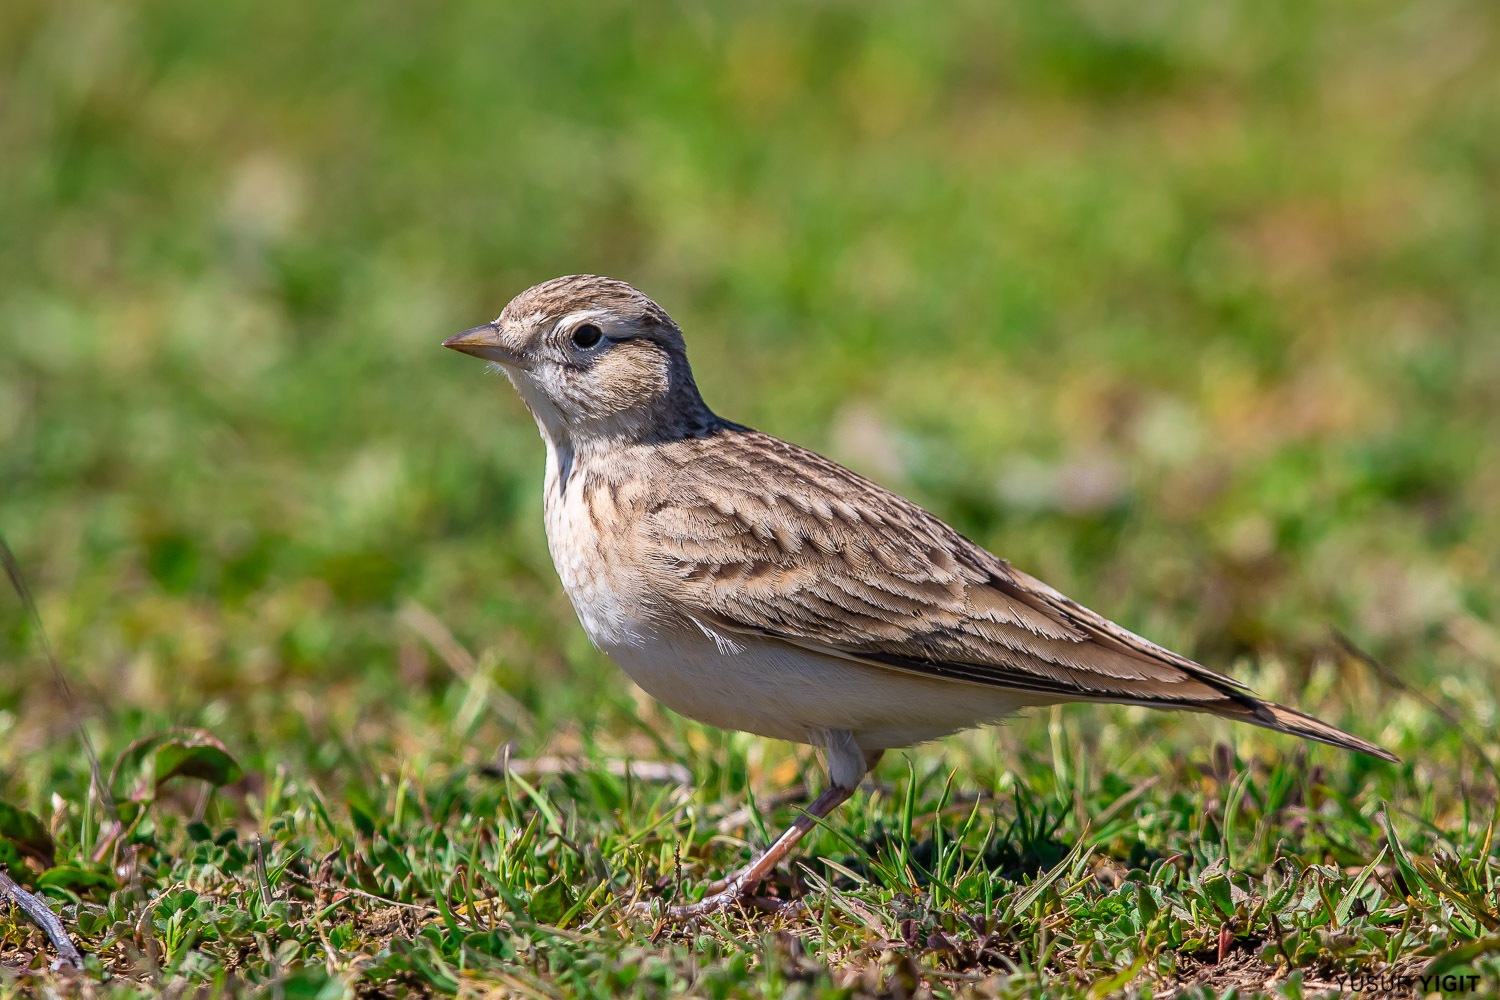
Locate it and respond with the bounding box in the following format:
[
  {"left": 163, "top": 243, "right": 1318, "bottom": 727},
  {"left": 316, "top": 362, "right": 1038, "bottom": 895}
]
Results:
[
  {"left": 591, "top": 612, "right": 1039, "bottom": 751},
  {"left": 539, "top": 448, "right": 1037, "bottom": 752}
]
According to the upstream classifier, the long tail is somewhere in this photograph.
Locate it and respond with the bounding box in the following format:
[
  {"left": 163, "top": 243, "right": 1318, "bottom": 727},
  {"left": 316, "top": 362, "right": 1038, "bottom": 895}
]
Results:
[{"left": 1206, "top": 697, "right": 1399, "bottom": 762}]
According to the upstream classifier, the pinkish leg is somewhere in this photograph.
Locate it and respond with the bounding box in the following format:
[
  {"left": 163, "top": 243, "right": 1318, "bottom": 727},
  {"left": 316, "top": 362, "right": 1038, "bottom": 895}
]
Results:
[{"left": 642, "top": 748, "right": 884, "bottom": 920}]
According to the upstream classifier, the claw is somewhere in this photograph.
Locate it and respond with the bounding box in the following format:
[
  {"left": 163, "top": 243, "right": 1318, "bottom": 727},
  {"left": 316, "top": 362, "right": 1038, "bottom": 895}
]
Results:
[
  {"left": 630, "top": 878, "right": 802, "bottom": 921},
  {"left": 623, "top": 763, "right": 880, "bottom": 924}
]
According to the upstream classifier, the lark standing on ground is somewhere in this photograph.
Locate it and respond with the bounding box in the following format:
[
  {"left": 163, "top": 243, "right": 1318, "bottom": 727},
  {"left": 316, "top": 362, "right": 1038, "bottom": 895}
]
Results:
[{"left": 444, "top": 274, "right": 1395, "bottom": 917}]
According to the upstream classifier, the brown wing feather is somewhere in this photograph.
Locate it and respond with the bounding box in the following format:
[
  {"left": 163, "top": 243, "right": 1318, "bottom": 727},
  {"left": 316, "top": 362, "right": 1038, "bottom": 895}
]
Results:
[{"left": 638, "top": 426, "right": 1396, "bottom": 761}]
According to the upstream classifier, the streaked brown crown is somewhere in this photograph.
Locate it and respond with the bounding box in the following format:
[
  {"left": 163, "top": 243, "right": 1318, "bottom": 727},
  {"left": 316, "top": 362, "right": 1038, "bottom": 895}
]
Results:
[
  {"left": 500, "top": 275, "right": 677, "bottom": 341},
  {"left": 492, "top": 275, "right": 719, "bottom": 444}
]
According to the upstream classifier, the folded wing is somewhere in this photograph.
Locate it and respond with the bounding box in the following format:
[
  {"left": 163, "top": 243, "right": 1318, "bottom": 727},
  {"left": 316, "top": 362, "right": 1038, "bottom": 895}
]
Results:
[{"left": 639, "top": 427, "right": 1395, "bottom": 761}]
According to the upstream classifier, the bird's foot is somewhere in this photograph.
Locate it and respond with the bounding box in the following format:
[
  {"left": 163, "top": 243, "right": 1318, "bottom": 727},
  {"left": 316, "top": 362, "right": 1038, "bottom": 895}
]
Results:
[
  {"left": 626, "top": 776, "right": 866, "bottom": 923},
  {"left": 629, "top": 875, "right": 800, "bottom": 921}
]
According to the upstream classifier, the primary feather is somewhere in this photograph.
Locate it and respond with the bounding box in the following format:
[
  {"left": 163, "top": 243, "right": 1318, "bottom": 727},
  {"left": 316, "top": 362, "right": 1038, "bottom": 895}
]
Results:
[{"left": 627, "top": 424, "right": 1395, "bottom": 761}]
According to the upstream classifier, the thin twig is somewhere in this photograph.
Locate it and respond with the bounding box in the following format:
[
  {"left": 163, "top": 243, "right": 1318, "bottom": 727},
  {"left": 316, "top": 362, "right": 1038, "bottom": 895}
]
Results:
[
  {"left": 484, "top": 755, "right": 693, "bottom": 789},
  {"left": 1, "top": 535, "right": 108, "bottom": 970},
  {"left": 0, "top": 865, "right": 82, "bottom": 969},
  {"left": 279, "top": 867, "right": 441, "bottom": 915},
  {"left": 1332, "top": 628, "right": 1497, "bottom": 790},
  {"left": 0, "top": 539, "right": 112, "bottom": 815},
  {"left": 1095, "top": 775, "right": 1161, "bottom": 828},
  {"left": 0, "top": 536, "right": 115, "bottom": 818},
  {"left": 715, "top": 785, "right": 809, "bottom": 835},
  {"left": 399, "top": 600, "right": 535, "bottom": 733}
]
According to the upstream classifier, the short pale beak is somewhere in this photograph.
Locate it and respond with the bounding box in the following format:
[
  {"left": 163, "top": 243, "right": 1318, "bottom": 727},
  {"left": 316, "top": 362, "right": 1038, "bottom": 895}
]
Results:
[{"left": 442, "top": 323, "right": 528, "bottom": 367}]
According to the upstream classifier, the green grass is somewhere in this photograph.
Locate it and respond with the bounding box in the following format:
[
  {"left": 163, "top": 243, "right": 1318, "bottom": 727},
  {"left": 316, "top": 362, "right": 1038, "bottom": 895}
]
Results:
[{"left": 2, "top": 0, "right": 1499, "bottom": 996}]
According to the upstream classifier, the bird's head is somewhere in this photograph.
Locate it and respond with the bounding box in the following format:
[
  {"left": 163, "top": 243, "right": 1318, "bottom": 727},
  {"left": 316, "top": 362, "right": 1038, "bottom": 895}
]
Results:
[{"left": 444, "top": 275, "right": 711, "bottom": 446}]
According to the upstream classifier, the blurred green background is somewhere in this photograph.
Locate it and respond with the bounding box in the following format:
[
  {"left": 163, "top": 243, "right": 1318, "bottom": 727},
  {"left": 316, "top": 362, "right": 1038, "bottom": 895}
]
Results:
[
  {"left": 5, "top": 0, "right": 1497, "bottom": 754},
  {"left": 2, "top": 0, "right": 1499, "bottom": 969},
  {"left": 3, "top": 0, "right": 1500, "bottom": 992}
]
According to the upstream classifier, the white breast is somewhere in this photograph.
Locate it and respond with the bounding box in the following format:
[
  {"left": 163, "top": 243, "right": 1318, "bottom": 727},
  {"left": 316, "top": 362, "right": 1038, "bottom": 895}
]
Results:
[
  {"left": 542, "top": 468, "right": 628, "bottom": 646},
  {"left": 538, "top": 444, "right": 1039, "bottom": 753}
]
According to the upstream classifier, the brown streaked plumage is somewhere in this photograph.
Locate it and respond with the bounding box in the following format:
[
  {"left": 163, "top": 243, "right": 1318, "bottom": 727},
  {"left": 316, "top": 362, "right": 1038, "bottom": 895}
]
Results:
[{"left": 444, "top": 274, "right": 1396, "bottom": 918}]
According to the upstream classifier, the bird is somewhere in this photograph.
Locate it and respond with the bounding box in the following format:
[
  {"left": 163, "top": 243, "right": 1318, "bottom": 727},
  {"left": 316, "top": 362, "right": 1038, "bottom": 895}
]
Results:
[{"left": 443, "top": 274, "right": 1396, "bottom": 918}]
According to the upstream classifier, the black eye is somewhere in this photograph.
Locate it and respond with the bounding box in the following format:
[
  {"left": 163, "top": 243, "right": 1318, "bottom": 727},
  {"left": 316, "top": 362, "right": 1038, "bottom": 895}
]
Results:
[{"left": 571, "top": 323, "right": 603, "bottom": 349}]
